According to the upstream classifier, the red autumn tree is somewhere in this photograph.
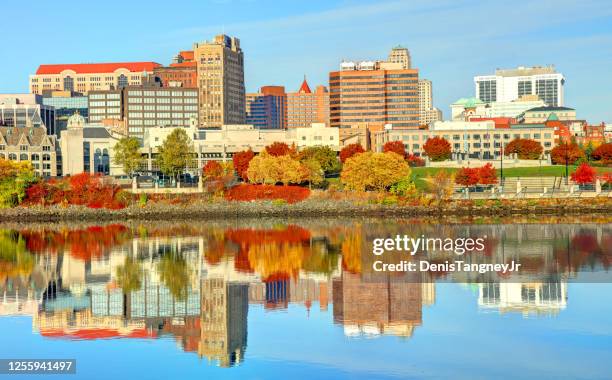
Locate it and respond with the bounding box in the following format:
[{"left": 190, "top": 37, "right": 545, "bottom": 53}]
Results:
[
  {"left": 455, "top": 167, "right": 479, "bottom": 187},
  {"left": 591, "top": 143, "right": 612, "bottom": 164},
  {"left": 551, "top": 143, "right": 585, "bottom": 165},
  {"left": 232, "top": 149, "right": 254, "bottom": 181},
  {"left": 571, "top": 163, "right": 596, "bottom": 184},
  {"left": 265, "top": 142, "right": 294, "bottom": 157},
  {"left": 383, "top": 141, "right": 407, "bottom": 159},
  {"left": 478, "top": 163, "right": 498, "bottom": 185},
  {"left": 423, "top": 137, "right": 451, "bottom": 161},
  {"left": 203, "top": 161, "right": 223, "bottom": 180},
  {"left": 406, "top": 154, "right": 425, "bottom": 167},
  {"left": 504, "top": 138, "right": 543, "bottom": 159},
  {"left": 339, "top": 143, "right": 365, "bottom": 163}
]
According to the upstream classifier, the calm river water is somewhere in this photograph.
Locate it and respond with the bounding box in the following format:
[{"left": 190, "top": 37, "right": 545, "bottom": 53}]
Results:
[{"left": 0, "top": 217, "right": 611, "bottom": 379}]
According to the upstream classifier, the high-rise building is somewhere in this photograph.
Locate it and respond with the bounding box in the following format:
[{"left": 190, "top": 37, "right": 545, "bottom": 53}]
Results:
[
  {"left": 387, "top": 46, "right": 411, "bottom": 69},
  {"left": 286, "top": 78, "right": 329, "bottom": 129},
  {"left": 153, "top": 50, "right": 197, "bottom": 88},
  {"left": 88, "top": 85, "right": 198, "bottom": 140},
  {"left": 193, "top": 35, "right": 245, "bottom": 128},
  {"left": 329, "top": 60, "right": 419, "bottom": 130},
  {"left": 0, "top": 94, "right": 56, "bottom": 135},
  {"left": 474, "top": 65, "right": 565, "bottom": 107},
  {"left": 418, "top": 79, "right": 442, "bottom": 125},
  {"left": 30, "top": 62, "right": 161, "bottom": 95},
  {"left": 245, "top": 86, "right": 287, "bottom": 129}
]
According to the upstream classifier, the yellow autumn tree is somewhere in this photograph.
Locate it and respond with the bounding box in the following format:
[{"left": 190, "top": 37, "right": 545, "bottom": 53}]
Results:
[
  {"left": 247, "top": 151, "right": 309, "bottom": 185},
  {"left": 341, "top": 152, "right": 409, "bottom": 191}
]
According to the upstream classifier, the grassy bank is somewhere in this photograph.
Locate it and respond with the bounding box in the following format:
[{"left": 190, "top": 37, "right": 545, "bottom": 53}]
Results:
[{"left": 410, "top": 165, "right": 612, "bottom": 190}]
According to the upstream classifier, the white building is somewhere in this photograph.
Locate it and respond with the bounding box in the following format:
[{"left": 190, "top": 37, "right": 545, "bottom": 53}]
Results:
[
  {"left": 451, "top": 96, "right": 546, "bottom": 121},
  {"left": 59, "top": 113, "right": 124, "bottom": 176},
  {"left": 478, "top": 281, "right": 567, "bottom": 316},
  {"left": 474, "top": 66, "right": 565, "bottom": 107},
  {"left": 373, "top": 121, "right": 555, "bottom": 160}
]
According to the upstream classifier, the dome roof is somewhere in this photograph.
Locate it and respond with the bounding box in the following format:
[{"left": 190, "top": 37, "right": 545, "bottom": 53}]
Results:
[{"left": 67, "top": 112, "right": 85, "bottom": 129}]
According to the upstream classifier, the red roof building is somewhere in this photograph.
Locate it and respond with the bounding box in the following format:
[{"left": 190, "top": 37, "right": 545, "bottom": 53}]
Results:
[
  {"left": 35, "top": 62, "right": 160, "bottom": 75},
  {"left": 30, "top": 62, "right": 161, "bottom": 95},
  {"left": 469, "top": 117, "right": 515, "bottom": 129}
]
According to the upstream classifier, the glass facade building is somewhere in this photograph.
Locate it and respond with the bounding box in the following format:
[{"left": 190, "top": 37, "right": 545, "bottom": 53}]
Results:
[{"left": 42, "top": 96, "right": 88, "bottom": 135}]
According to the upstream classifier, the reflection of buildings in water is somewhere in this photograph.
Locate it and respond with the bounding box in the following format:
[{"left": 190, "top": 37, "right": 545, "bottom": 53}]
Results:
[
  {"left": 248, "top": 277, "right": 333, "bottom": 312},
  {"left": 332, "top": 271, "right": 430, "bottom": 338},
  {"left": 34, "top": 308, "right": 155, "bottom": 339},
  {"left": 478, "top": 277, "right": 568, "bottom": 316},
  {"left": 200, "top": 278, "right": 248, "bottom": 367}
]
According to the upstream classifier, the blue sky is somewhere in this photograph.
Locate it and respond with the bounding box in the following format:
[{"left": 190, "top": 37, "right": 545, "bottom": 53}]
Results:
[{"left": 3, "top": 0, "right": 612, "bottom": 122}]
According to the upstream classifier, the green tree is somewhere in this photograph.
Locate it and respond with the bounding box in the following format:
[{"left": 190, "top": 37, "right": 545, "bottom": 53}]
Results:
[
  {"left": 113, "top": 137, "right": 143, "bottom": 177},
  {"left": 156, "top": 129, "right": 194, "bottom": 181},
  {"left": 299, "top": 146, "right": 340, "bottom": 174},
  {"left": 0, "top": 160, "right": 37, "bottom": 208},
  {"left": 301, "top": 158, "right": 324, "bottom": 189},
  {"left": 341, "top": 152, "right": 409, "bottom": 191},
  {"left": 584, "top": 141, "right": 595, "bottom": 161}
]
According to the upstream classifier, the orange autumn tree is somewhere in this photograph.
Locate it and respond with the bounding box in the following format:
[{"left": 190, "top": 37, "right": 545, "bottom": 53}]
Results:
[
  {"left": 591, "top": 143, "right": 612, "bottom": 165},
  {"left": 551, "top": 142, "right": 585, "bottom": 165},
  {"left": 455, "top": 167, "right": 479, "bottom": 187},
  {"left": 478, "top": 163, "right": 498, "bottom": 185},
  {"left": 232, "top": 149, "right": 255, "bottom": 181},
  {"left": 423, "top": 136, "right": 451, "bottom": 161},
  {"left": 383, "top": 141, "right": 407, "bottom": 159},
  {"left": 203, "top": 161, "right": 223, "bottom": 179},
  {"left": 339, "top": 143, "right": 365, "bottom": 163},
  {"left": 265, "top": 142, "right": 296, "bottom": 157},
  {"left": 504, "top": 138, "right": 543, "bottom": 159}
]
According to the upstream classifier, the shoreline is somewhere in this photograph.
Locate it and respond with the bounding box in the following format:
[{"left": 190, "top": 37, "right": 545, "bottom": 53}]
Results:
[{"left": 1, "top": 199, "right": 611, "bottom": 222}]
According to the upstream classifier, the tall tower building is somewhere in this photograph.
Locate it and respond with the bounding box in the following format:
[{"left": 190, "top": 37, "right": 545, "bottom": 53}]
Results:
[
  {"left": 194, "top": 35, "right": 245, "bottom": 128},
  {"left": 474, "top": 65, "right": 564, "bottom": 107},
  {"left": 329, "top": 60, "right": 419, "bottom": 130},
  {"left": 387, "top": 46, "right": 411, "bottom": 69},
  {"left": 418, "top": 79, "right": 442, "bottom": 125},
  {"left": 286, "top": 78, "right": 329, "bottom": 128}
]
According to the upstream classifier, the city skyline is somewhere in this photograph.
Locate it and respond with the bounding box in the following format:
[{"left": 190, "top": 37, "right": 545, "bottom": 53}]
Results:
[{"left": 2, "top": 0, "right": 612, "bottom": 122}]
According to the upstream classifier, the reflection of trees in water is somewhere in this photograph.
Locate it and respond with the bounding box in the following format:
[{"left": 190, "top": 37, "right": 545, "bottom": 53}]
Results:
[
  {"left": 115, "top": 257, "right": 142, "bottom": 294},
  {"left": 157, "top": 252, "right": 190, "bottom": 301},
  {"left": 17, "top": 225, "right": 132, "bottom": 260},
  {"left": 0, "top": 231, "right": 34, "bottom": 283},
  {"left": 1, "top": 221, "right": 610, "bottom": 288}
]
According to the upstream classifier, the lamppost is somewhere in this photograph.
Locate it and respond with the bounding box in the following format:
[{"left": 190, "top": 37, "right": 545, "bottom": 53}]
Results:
[
  {"left": 565, "top": 144, "right": 569, "bottom": 185},
  {"left": 500, "top": 144, "right": 504, "bottom": 185}
]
